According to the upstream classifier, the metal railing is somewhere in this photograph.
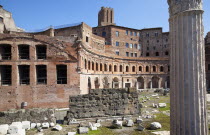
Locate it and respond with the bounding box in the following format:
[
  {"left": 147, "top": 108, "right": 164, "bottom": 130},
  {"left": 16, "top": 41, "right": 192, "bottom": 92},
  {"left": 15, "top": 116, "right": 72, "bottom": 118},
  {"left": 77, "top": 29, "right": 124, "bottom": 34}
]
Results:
[
  {"left": 20, "top": 79, "right": 30, "bottom": 85},
  {"left": 1, "top": 79, "right": 12, "bottom": 85},
  {"left": 37, "top": 78, "right": 47, "bottom": 84},
  {"left": 37, "top": 53, "right": 46, "bottom": 59},
  {"left": 1, "top": 53, "right": 11, "bottom": 60},
  {"left": 57, "top": 77, "right": 67, "bottom": 84}
]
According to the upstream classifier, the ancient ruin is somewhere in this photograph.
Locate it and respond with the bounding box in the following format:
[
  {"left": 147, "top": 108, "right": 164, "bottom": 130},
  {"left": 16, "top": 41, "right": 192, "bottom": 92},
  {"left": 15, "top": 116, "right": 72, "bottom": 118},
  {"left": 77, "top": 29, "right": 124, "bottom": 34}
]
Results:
[
  {"left": 168, "top": 0, "right": 208, "bottom": 134},
  {"left": 66, "top": 89, "right": 140, "bottom": 119}
]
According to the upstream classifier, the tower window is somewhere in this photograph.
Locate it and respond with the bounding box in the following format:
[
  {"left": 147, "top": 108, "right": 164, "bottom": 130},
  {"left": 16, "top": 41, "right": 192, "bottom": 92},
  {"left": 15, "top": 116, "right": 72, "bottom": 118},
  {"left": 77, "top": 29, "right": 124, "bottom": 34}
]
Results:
[
  {"left": 146, "top": 52, "right": 150, "bottom": 56},
  {"left": 126, "top": 43, "right": 129, "bottom": 48},
  {"left": 165, "top": 51, "right": 169, "bottom": 56},
  {"left": 156, "top": 52, "right": 159, "bottom": 56},
  {"left": 102, "top": 32, "right": 106, "bottom": 37},
  {"left": 116, "top": 31, "right": 119, "bottom": 37},
  {"left": 116, "top": 51, "right": 119, "bottom": 55},
  {"left": 116, "top": 42, "right": 119, "bottom": 46},
  {"left": 126, "top": 52, "right": 129, "bottom": 57},
  {"left": 130, "top": 44, "right": 133, "bottom": 48},
  {"left": 131, "top": 53, "right": 133, "bottom": 57},
  {"left": 126, "top": 30, "right": 129, "bottom": 35},
  {"left": 134, "top": 44, "right": 137, "bottom": 49}
]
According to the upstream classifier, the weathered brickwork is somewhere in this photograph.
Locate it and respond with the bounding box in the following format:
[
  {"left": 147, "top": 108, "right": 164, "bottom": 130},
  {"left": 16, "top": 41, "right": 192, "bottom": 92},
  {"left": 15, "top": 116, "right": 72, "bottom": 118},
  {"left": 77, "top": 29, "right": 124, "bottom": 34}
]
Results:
[{"left": 66, "top": 89, "right": 140, "bottom": 119}]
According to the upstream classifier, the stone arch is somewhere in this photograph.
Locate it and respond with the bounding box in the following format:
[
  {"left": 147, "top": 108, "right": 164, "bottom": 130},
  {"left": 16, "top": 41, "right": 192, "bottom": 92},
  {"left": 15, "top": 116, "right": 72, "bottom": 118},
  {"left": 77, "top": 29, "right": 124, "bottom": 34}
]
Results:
[
  {"left": 160, "top": 66, "right": 164, "bottom": 72},
  {"left": 96, "top": 63, "right": 98, "bottom": 71},
  {"left": 139, "top": 66, "right": 142, "bottom": 72},
  {"left": 120, "top": 65, "right": 123, "bottom": 72},
  {"left": 88, "top": 77, "right": 91, "bottom": 92},
  {"left": 152, "top": 66, "right": 157, "bottom": 72},
  {"left": 88, "top": 61, "right": 91, "bottom": 70},
  {"left": 104, "top": 64, "right": 107, "bottom": 71},
  {"left": 152, "top": 76, "right": 159, "bottom": 88},
  {"left": 113, "top": 77, "right": 119, "bottom": 88},
  {"left": 94, "top": 77, "right": 100, "bottom": 89},
  {"left": 114, "top": 65, "right": 117, "bottom": 72},
  {"left": 137, "top": 77, "right": 144, "bottom": 89},
  {"left": 126, "top": 66, "right": 129, "bottom": 72},
  {"left": 132, "top": 66, "right": 136, "bottom": 72},
  {"left": 100, "top": 63, "right": 103, "bottom": 71},
  {"left": 84, "top": 59, "right": 87, "bottom": 69},
  {"left": 103, "top": 77, "right": 109, "bottom": 88},
  {"left": 109, "top": 64, "right": 112, "bottom": 72},
  {"left": 92, "top": 62, "right": 94, "bottom": 70},
  {"left": 146, "top": 66, "right": 149, "bottom": 72}
]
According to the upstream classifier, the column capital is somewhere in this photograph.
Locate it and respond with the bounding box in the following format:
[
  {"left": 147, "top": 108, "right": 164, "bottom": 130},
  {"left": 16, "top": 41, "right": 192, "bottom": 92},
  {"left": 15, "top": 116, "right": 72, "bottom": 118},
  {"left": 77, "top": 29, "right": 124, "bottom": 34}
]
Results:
[{"left": 168, "top": 0, "right": 203, "bottom": 16}]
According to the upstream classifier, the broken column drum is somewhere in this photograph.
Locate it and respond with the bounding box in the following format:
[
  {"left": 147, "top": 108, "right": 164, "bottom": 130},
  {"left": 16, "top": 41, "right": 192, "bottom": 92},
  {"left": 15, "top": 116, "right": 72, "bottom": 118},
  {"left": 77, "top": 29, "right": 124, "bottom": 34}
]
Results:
[{"left": 168, "top": 0, "right": 208, "bottom": 135}]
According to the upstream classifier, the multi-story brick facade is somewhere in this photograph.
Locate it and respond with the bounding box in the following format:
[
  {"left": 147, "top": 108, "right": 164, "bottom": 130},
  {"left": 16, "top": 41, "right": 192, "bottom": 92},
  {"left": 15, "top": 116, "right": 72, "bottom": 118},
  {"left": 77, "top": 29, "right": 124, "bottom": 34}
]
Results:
[{"left": 0, "top": 6, "right": 170, "bottom": 111}]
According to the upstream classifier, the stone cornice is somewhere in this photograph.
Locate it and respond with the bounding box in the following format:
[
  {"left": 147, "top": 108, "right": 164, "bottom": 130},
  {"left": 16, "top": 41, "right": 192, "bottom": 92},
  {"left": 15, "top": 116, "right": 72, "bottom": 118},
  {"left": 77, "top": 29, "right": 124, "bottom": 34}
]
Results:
[{"left": 168, "top": 0, "right": 202, "bottom": 16}]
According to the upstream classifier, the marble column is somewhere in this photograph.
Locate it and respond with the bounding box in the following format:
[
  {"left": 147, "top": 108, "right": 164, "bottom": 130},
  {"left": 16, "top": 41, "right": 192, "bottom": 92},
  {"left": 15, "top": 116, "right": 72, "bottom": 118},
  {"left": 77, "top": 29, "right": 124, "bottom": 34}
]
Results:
[{"left": 168, "top": 0, "right": 208, "bottom": 135}]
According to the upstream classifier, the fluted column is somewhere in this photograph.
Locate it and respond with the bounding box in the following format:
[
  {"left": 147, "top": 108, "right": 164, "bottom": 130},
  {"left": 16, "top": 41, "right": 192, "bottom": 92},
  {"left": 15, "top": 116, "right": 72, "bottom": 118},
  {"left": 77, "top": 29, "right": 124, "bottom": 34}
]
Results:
[{"left": 168, "top": 0, "right": 208, "bottom": 135}]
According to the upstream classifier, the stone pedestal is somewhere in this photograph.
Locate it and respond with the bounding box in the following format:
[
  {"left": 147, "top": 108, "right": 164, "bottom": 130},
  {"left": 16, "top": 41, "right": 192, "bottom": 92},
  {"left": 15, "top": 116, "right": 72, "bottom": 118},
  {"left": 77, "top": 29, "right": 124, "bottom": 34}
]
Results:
[{"left": 168, "top": 0, "right": 208, "bottom": 135}]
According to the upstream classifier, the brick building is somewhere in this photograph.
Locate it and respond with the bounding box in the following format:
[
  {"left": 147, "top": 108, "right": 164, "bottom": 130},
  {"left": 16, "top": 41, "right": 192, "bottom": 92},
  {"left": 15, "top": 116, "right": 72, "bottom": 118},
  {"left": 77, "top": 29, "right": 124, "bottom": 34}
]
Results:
[{"left": 0, "top": 6, "right": 172, "bottom": 111}]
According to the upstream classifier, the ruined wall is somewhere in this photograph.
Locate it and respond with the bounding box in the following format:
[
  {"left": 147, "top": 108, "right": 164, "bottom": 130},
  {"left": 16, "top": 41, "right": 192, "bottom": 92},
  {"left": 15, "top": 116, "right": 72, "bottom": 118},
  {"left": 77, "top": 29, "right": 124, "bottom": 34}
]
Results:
[
  {"left": 0, "top": 108, "right": 55, "bottom": 124},
  {"left": 66, "top": 89, "right": 140, "bottom": 119}
]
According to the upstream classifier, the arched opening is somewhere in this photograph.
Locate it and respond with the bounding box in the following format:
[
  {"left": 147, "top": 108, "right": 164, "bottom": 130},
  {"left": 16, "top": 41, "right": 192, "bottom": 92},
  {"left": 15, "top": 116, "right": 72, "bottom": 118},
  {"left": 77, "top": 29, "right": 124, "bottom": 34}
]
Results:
[
  {"left": 114, "top": 65, "right": 117, "bottom": 72},
  {"left": 126, "top": 66, "right": 129, "bottom": 72},
  {"left": 104, "top": 64, "right": 107, "bottom": 71},
  {"left": 36, "top": 45, "right": 47, "bottom": 59},
  {"left": 120, "top": 65, "right": 123, "bottom": 72},
  {"left": 146, "top": 66, "right": 149, "bottom": 72},
  {"left": 92, "top": 62, "right": 94, "bottom": 70},
  {"left": 156, "top": 52, "right": 159, "bottom": 56},
  {"left": 94, "top": 77, "right": 100, "bottom": 89},
  {"left": 160, "top": 66, "right": 164, "bottom": 72},
  {"left": 100, "top": 63, "right": 103, "bottom": 71},
  {"left": 18, "top": 44, "right": 30, "bottom": 60},
  {"left": 88, "top": 77, "right": 91, "bottom": 92},
  {"left": 137, "top": 77, "right": 144, "bottom": 89},
  {"left": 0, "top": 44, "right": 11, "bottom": 60},
  {"left": 152, "top": 76, "right": 159, "bottom": 88},
  {"left": 103, "top": 77, "right": 109, "bottom": 88},
  {"left": 113, "top": 77, "right": 119, "bottom": 88},
  {"left": 153, "top": 66, "right": 156, "bottom": 72},
  {"left": 96, "top": 63, "right": 98, "bottom": 71},
  {"left": 88, "top": 61, "right": 91, "bottom": 70},
  {"left": 165, "top": 51, "right": 169, "bottom": 56},
  {"left": 132, "top": 66, "right": 136, "bottom": 72},
  {"left": 109, "top": 65, "right": 112, "bottom": 72},
  {"left": 84, "top": 59, "right": 87, "bottom": 69},
  {"left": 139, "top": 66, "right": 142, "bottom": 72}
]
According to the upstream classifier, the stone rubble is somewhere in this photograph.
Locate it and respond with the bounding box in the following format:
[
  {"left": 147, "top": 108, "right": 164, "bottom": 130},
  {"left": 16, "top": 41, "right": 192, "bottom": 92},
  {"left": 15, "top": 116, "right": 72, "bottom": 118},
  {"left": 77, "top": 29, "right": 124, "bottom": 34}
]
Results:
[{"left": 150, "top": 122, "right": 162, "bottom": 130}]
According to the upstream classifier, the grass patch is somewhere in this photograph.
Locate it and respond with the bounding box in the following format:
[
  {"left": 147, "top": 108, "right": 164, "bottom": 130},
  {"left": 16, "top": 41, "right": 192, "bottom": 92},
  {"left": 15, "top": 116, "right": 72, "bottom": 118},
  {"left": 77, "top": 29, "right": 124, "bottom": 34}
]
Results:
[
  {"left": 76, "top": 127, "right": 116, "bottom": 135},
  {"left": 159, "top": 103, "right": 170, "bottom": 111},
  {"left": 153, "top": 113, "right": 170, "bottom": 131}
]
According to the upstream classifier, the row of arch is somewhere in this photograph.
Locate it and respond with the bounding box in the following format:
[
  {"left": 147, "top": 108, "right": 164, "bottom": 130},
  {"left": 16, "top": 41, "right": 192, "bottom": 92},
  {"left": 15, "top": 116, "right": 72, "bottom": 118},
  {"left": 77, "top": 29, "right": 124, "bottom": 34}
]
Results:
[
  {"left": 88, "top": 76, "right": 170, "bottom": 90},
  {"left": 84, "top": 59, "right": 169, "bottom": 73}
]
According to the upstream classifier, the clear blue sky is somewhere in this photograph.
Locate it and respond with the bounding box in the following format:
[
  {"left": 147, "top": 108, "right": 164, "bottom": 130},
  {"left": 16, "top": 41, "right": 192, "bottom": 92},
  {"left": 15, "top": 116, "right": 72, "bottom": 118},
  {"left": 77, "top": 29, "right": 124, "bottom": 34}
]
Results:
[{"left": 1, "top": 0, "right": 210, "bottom": 35}]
